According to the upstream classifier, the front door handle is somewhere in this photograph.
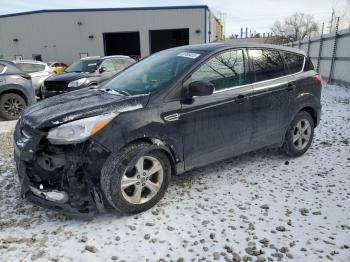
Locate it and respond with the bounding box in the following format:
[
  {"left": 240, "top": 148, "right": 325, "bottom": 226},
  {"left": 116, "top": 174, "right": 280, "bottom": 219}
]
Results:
[{"left": 235, "top": 94, "right": 247, "bottom": 104}]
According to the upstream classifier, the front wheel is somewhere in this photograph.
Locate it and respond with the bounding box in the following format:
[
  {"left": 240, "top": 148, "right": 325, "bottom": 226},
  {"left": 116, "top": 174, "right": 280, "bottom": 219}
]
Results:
[
  {"left": 283, "top": 111, "right": 314, "bottom": 157},
  {"left": 100, "top": 143, "right": 171, "bottom": 214}
]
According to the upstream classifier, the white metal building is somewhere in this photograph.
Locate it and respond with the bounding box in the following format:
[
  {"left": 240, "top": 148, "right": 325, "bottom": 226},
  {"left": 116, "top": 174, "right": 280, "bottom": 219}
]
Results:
[{"left": 0, "top": 6, "right": 223, "bottom": 64}]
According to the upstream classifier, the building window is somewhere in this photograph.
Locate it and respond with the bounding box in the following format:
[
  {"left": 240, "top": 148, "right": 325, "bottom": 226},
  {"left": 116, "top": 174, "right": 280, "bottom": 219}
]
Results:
[
  {"left": 32, "top": 54, "right": 42, "bottom": 61},
  {"left": 14, "top": 55, "right": 23, "bottom": 60},
  {"left": 80, "top": 52, "right": 88, "bottom": 58}
]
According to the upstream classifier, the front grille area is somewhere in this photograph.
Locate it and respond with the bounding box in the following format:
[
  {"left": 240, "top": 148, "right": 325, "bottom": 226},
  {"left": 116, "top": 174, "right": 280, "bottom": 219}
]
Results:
[{"left": 45, "top": 81, "right": 68, "bottom": 91}]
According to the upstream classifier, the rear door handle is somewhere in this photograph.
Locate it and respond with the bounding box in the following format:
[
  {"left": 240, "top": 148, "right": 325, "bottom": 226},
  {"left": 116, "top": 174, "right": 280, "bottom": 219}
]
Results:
[
  {"left": 286, "top": 83, "right": 295, "bottom": 91},
  {"left": 235, "top": 94, "right": 247, "bottom": 104}
]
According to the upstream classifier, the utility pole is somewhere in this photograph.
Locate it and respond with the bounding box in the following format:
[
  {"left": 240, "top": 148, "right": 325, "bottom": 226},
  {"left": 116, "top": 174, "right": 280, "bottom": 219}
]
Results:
[
  {"left": 246, "top": 27, "right": 248, "bottom": 38},
  {"left": 241, "top": 28, "right": 243, "bottom": 38}
]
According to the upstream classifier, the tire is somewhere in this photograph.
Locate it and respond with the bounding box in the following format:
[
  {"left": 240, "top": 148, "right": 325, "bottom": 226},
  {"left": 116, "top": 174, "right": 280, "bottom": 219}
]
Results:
[
  {"left": 0, "top": 93, "right": 27, "bottom": 120},
  {"left": 100, "top": 142, "right": 171, "bottom": 214},
  {"left": 283, "top": 111, "right": 314, "bottom": 157}
]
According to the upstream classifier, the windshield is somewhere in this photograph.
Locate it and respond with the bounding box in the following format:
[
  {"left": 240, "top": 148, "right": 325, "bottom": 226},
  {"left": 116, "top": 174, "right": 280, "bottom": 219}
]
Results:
[
  {"left": 102, "top": 50, "right": 203, "bottom": 94},
  {"left": 65, "top": 59, "right": 101, "bottom": 73}
]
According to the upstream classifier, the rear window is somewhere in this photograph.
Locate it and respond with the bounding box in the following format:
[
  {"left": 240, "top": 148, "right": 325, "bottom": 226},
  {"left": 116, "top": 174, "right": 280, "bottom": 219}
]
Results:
[
  {"left": 4, "top": 63, "right": 24, "bottom": 75},
  {"left": 283, "top": 52, "right": 305, "bottom": 74},
  {"left": 250, "top": 49, "right": 286, "bottom": 82},
  {"left": 0, "top": 64, "right": 5, "bottom": 74},
  {"left": 303, "top": 57, "right": 314, "bottom": 71},
  {"left": 16, "top": 63, "right": 45, "bottom": 73}
]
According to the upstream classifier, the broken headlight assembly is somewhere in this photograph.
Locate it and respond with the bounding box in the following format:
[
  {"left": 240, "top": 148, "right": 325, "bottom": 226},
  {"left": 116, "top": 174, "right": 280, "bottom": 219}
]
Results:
[{"left": 47, "top": 113, "right": 117, "bottom": 144}]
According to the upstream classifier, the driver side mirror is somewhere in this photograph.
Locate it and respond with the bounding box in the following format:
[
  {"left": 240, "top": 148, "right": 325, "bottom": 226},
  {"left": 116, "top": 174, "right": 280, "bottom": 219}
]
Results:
[
  {"left": 99, "top": 67, "right": 106, "bottom": 73},
  {"left": 187, "top": 80, "right": 214, "bottom": 98}
]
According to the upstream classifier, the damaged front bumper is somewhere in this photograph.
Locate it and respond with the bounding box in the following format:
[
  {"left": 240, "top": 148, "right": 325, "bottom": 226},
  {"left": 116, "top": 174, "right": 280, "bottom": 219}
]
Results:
[{"left": 14, "top": 120, "right": 109, "bottom": 219}]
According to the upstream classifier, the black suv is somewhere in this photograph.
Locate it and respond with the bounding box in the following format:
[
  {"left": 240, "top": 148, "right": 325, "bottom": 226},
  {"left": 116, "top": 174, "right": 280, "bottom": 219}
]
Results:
[
  {"left": 42, "top": 55, "right": 135, "bottom": 98},
  {"left": 14, "top": 43, "right": 322, "bottom": 218}
]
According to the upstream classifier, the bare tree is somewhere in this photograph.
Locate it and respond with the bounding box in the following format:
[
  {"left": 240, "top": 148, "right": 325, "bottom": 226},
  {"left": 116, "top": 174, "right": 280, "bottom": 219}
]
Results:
[{"left": 271, "top": 12, "right": 319, "bottom": 44}]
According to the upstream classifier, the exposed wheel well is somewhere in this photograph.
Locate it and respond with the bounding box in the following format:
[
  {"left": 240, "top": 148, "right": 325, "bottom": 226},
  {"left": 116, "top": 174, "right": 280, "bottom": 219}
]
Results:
[
  {"left": 0, "top": 90, "right": 28, "bottom": 104},
  {"left": 300, "top": 106, "right": 317, "bottom": 127},
  {"left": 122, "top": 137, "right": 177, "bottom": 176}
]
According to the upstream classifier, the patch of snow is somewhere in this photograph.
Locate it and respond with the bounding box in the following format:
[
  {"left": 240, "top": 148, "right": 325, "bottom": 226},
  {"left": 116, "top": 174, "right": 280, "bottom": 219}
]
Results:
[{"left": 0, "top": 120, "right": 17, "bottom": 134}]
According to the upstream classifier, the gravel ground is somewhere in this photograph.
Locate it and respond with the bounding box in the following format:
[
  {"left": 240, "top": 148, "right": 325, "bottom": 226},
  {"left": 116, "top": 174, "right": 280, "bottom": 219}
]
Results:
[{"left": 0, "top": 85, "right": 349, "bottom": 262}]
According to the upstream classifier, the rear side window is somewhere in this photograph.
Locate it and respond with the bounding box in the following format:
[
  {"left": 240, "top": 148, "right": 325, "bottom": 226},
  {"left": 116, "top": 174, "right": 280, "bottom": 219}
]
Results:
[
  {"left": 250, "top": 49, "right": 285, "bottom": 82},
  {"left": 283, "top": 52, "right": 305, "bottom": 74},
  {"left": 192, "top": 49, "right": 246, "bottom": 91}
]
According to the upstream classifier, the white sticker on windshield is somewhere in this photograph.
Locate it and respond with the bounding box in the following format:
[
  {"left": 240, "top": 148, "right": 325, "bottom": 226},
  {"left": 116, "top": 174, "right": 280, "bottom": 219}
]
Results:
[
  {"left": 177, "top": 52, "right": 200, "bottom": 59},
  {"left": 88, "top": 63, "right": 97, "bottom": 66}
]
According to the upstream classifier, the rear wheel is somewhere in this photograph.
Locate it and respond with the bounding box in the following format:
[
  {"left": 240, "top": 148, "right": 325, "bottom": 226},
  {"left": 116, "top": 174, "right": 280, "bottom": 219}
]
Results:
[
  {"left": 100, "top": 143, "right": 171, "bottom": 214},
  {"left": 0, "top": 93, "right": 27, "bottom": 120},
  {"left": 283, "top": 111, "right": 314, "bottom": 157}
]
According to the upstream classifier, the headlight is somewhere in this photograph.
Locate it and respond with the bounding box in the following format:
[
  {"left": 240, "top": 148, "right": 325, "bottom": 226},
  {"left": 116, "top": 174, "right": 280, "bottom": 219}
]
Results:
[
  {"left": 68, "top": 78, "right": 87, "bottom": 88},
  {"left": 47, "top": 113, "right": 117, "bottom": 144}
]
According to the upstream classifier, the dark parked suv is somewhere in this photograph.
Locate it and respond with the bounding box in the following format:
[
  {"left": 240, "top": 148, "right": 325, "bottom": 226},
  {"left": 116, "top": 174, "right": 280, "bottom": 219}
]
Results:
[
  {"left": 14, "top": 43, "right": 322, "bottom": 218},
  {"left": 0, "top": 60, "right": 36, "bottom": 120},
  {"left": 42, "top": 55, "right": 135, "bottom": 98}
]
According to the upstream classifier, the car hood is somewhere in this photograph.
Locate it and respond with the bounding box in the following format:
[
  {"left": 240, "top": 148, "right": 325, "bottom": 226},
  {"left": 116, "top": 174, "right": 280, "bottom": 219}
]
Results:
[
  {"left": 21, "top": 88, "right": 149, "bottom": 130},
  {"left": 45, "top": 72, "right": 97, "bottom": 82}
]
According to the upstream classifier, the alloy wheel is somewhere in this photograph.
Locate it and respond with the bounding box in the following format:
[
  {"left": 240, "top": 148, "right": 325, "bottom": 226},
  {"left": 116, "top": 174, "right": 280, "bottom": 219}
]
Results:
[
  {"left": 120, "top": 155, "right": 164, "bottom": 204},
  {"left": 3, "top": 97, "right": 24, "bottom": 117},
  {"left": 292, "top": 119, "right": 311, "bottom": 150}
]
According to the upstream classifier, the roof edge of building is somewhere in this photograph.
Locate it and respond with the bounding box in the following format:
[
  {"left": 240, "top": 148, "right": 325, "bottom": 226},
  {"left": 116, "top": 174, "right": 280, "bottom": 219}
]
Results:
[{"left": 0, "top": 5, "right": 209, "bottom": 18}]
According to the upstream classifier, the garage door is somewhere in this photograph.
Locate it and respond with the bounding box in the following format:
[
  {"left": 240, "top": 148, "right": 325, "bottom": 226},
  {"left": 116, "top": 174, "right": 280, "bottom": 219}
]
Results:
[
  {"left": 150, "top": 29, "right": 189, "bottom": 54},
  {"left": 104, "top": 32, "right": 141, "bottom": 60}
]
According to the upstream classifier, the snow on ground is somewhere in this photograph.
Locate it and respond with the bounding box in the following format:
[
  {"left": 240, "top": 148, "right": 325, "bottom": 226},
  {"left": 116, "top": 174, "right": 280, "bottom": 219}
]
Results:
[
  {"left": 0, "top": 119, "right": 17, "bottom": 134},
  {"left": 0, "top": 85, "right": 349, "bottom": 262}
]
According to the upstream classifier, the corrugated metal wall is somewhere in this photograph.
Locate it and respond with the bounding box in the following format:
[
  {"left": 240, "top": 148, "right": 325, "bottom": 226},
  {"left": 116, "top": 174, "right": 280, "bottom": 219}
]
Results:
[{"left": 286, "top": 28, "right": 350, "bottom": 86}]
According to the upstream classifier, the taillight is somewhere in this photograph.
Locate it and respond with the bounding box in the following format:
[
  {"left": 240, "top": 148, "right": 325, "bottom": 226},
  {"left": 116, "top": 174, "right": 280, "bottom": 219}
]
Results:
[
  {"left": 311, "top": 74, "right": 322, "bottom": 86},
  {"left": 21, "top": 74, "right": 31, "bottom": 81}
]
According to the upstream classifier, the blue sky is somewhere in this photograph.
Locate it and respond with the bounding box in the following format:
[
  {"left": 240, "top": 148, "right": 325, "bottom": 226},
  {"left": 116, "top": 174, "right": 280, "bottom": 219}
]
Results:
[{"left": 0, "top": 0, "right": 347, "bottom": 35}]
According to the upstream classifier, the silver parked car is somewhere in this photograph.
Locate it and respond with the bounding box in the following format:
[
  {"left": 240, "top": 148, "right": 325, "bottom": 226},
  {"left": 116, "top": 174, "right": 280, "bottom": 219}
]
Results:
[
  {"left": 0, "top": 60, "right": 36, "bottom": 120},
  {"left": 13, "top": 60, "right": 53, "bottom": 98}
]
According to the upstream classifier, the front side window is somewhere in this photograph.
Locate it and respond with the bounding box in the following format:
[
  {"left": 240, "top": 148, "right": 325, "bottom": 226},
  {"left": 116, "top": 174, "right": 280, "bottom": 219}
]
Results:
[
  {"left": 191, "top": 49, "right": 246, "bottom": 91},
  {"left": 112, "top": 59, "right": 125, "bottom": 71},
  {"left": 65, "top": 59, "right": 101, "bottom": 73},
  {"left": 250, "top": 49, "right": 285, "bottom": 82},
  {"left": 102, "top": 50, "right": 203, "bottom": 94},
  {"left": 283, "top": 52, "right": 304, "bottom": 74},
  {"left": 101, "top": 60, "right": 115, "bottom": 72}
]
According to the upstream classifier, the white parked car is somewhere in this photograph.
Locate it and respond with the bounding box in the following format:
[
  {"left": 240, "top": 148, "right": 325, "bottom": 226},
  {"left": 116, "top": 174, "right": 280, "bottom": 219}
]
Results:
[{"left": 13, "top": 60, "right": 53, "bottom": 98}]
